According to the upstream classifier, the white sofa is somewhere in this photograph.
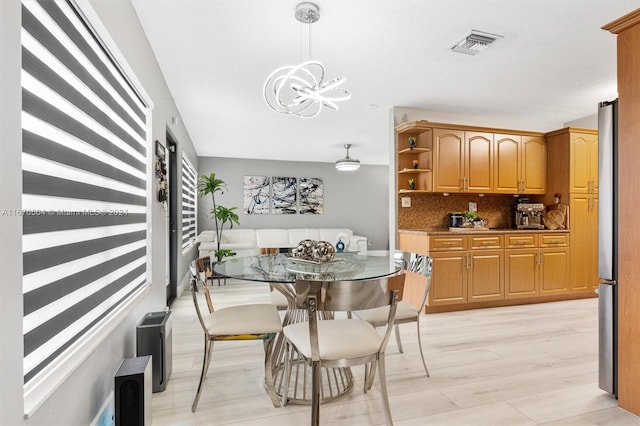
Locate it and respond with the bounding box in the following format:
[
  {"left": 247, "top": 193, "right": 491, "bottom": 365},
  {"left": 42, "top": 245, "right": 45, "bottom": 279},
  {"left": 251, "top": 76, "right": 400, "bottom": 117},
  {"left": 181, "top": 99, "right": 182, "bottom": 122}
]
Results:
[{"left": 197, "top": 228, "right": 368, "bottom": 258}]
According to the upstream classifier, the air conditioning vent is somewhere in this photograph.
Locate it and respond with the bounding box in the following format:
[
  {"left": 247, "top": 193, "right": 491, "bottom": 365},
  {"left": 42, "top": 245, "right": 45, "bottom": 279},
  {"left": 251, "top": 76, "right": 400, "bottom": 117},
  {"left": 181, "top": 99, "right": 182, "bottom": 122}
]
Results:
[{"left": 451, "top": 30, "right": 503, "bottom": 55}]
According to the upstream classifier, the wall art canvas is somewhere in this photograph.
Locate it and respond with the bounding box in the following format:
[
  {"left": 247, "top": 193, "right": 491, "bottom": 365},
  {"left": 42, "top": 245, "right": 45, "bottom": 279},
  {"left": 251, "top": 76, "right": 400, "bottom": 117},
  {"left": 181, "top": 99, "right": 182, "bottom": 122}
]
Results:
[
  {"left": 299, "top": 177, "right": 324, "bottom": 214},
  {"left": 272, "top": 177, "right": 297, "bottom": 214},
  {"left": 243, "top": 175, "right": 270, "bottom": 214}
]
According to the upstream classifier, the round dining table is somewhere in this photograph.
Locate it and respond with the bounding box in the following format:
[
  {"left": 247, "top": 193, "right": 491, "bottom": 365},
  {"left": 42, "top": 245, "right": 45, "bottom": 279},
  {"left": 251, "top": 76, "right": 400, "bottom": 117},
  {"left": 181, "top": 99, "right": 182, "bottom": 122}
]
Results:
[{"left": 213, "top": 252, "right": 400, "bottom": 405}]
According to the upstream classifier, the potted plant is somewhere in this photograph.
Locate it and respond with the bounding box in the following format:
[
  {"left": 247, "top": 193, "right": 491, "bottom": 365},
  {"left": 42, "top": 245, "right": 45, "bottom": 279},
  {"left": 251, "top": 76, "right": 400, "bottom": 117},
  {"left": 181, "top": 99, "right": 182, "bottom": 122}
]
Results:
[
  {"left": 408, "top": 136, "right": 416, "bottom": 150},
  {"left": 408, "top": 178, "right": 416, "bottom": 190},
  {"left": 198, "top": 172, "right": 240, "bottom": 262}
]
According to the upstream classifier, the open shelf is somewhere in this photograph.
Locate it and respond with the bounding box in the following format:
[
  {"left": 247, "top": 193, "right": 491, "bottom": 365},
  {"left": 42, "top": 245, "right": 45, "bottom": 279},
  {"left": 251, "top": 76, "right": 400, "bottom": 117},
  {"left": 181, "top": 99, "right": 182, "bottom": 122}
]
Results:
[
  {"left": 399, "top": 168, "right": 431, "bottom": 174},
  {"left": 398, "top": 148, "right": 431, "bottom": 154}
]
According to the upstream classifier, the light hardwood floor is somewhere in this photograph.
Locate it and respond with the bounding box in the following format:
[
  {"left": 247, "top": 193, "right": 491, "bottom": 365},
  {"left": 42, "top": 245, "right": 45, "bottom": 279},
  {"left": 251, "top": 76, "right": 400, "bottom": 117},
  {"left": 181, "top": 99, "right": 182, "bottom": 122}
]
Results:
[{"left": 151, "top": 280, "right": 640, "bottom": 425}]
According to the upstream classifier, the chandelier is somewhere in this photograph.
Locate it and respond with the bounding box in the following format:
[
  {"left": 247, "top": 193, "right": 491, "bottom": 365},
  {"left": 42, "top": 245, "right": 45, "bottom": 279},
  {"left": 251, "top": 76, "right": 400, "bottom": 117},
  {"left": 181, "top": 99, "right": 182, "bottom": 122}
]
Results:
[
  {"left": 263, "top": 2, "right": 351, "bottom": 118},
  {"left": 335, "top": 144, "right": 360, "bottom": 171}
]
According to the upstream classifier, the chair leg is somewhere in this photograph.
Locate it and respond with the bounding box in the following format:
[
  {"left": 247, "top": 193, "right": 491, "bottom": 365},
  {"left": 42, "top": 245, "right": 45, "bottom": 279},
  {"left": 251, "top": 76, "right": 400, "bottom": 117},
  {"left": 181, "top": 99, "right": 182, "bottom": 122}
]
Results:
[
  {"left": 377, "top": 354, "right": 394, "bottom": 426},
  {"left": 192, "top": 337, "right": 214, "bottom": 412},
  {"left": 394, "top": 324, "right": 404, "bottom": 354},
  {"left": 416, "top": 318, "right": 430, "bottom": 377},
  {"left": 311, "top": 360, "right": 321, "bottom": 426},
  {"left": 263, "top": 335, "right": 280, "bottom": 408},
  {"left": 364, "top": 359, "right": 378, "bottom": 393}
]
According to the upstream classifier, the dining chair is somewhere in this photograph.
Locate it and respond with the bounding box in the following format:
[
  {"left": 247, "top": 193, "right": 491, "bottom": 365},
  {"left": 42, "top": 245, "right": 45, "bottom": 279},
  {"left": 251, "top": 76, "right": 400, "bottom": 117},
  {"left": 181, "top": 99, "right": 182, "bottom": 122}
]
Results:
[
  {"left": 281, "top": 273, "right": 405, "bottom": 426},
  {"left": 190, "top": 260, "right": 283, "bottom": 411},
  {"left": 353, "top": 252, "right": 433, "bottom": 377}
]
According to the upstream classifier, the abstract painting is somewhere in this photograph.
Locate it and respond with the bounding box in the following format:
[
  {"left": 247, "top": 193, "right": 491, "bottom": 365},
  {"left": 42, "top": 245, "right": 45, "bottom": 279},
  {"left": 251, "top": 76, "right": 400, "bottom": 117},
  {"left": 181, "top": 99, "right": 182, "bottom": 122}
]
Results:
[
  {"left": 272, "top": 177, "right": 297, "bottom": 214},
  {"left": 243, "top": 175, "right": 270, "bottom": 214},
  {"left": 299, "top": 177, "right": 324, "bottom": 214}
]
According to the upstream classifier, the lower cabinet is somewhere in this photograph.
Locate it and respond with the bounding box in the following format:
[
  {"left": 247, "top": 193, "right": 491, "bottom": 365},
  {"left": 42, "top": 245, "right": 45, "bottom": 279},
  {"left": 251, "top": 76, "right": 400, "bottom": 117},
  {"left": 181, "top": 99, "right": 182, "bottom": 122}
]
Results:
[
  {"left": 468, "top": 250, "right": 504, "bottom": 302},
  {"left": 399, "top": 231, "right": 573, "bottom": 311}
]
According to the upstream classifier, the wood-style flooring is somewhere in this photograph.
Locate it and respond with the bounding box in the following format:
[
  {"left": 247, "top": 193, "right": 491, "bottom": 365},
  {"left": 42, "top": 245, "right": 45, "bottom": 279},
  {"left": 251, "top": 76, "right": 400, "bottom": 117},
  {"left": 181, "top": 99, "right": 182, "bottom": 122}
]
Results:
[{"left": 151, "top": 280, "right": 639, "bottom": 425}]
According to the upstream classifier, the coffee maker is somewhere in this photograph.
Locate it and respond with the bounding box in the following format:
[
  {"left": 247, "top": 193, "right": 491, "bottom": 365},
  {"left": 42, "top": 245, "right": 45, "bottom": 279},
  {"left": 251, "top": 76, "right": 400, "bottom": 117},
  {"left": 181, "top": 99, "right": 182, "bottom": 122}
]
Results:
[{"left": 514, "top": 202, "right": 545, "bottom": 229}]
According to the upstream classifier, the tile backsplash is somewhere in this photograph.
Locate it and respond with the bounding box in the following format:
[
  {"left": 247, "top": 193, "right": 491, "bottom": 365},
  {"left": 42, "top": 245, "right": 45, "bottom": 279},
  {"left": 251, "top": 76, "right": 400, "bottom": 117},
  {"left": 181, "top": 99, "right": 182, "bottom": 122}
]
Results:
[{"left": 398, "top": 194, "right": 522, "bottom": 229}]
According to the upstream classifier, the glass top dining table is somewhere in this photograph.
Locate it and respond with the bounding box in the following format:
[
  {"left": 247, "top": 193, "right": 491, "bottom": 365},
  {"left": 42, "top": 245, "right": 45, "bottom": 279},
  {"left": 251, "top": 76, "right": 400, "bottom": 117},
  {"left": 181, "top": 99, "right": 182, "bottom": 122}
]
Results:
[
  {"left": 212, "top": 252, "right": 401, "bottom": 406},
  {"left": 213, "top": 252, "right": 400, "bottom": 283}
]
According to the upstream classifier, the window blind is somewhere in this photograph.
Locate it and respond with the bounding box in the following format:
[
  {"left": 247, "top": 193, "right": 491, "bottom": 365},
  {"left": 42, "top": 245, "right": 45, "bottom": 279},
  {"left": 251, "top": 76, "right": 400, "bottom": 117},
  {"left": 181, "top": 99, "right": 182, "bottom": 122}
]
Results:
[
  {"left": 21, "top": 0, "right": 148, "bottom": 389},
  {"left": 181, "top": 154, "right": 197, "bottom": 250}
]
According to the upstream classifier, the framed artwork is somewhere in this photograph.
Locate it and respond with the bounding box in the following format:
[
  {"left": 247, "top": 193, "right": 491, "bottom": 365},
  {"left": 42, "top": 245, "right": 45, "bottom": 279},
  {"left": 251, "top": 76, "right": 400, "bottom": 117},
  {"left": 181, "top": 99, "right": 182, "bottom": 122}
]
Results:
[
  {"left": 243, "top": 175, "right": 270, "bottom": 214},
  {"left": 299, "top": 177, "right": 323, "bottom": 214},
  {"left": 272, "top": 177, "right": 297, "bottom": 214}
]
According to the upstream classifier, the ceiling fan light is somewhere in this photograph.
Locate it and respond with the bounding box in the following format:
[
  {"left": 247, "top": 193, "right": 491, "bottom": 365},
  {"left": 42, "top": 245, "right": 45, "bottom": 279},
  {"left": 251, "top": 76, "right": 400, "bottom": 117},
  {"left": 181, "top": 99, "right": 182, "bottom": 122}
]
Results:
[{"left": 335, "top": 144, "right": 360, "bottom": 171}]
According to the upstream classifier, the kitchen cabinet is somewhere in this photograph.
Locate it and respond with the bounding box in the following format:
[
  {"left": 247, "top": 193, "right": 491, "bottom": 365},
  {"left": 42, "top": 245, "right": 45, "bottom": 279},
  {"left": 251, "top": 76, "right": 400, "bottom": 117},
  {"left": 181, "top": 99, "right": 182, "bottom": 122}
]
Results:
[
  {"left": 544, "top": 127, "right": 599, "bottom": 293},
  {"left": 504, "top": 233, "right": 569, "bottom": 298},
  {"left": 432, "top": 129, "right": 493, "bottom": 193},
  {"left": 570, "top": 132, "right": 598, "bottom": 194},
  {"left": 569, "top": 193, "right": 599, "bottom": 291},
  {"left": 494, "top": 134, "right": 547, "bottom": 194},
  {"left": 427, "top": 235, "right": 504, "bottom": 306}
]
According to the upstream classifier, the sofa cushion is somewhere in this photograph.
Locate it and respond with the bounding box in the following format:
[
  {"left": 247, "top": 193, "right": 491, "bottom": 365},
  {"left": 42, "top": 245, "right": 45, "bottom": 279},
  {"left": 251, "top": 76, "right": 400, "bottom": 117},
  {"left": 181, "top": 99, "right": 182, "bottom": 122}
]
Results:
[
  {"left": 288, "top": 229, "right": 321, "bottom": 246},
  {"left": 256, "top": 229, "right": 293, "bottom": 248},
  {"left": 221, "top": 229, "right": 257, "bottom": 245}
]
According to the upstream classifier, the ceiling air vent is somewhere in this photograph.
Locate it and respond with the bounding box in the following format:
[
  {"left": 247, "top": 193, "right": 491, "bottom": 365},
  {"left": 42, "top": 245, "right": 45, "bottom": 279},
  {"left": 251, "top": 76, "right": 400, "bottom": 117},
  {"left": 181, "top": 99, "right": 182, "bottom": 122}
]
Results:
[{"left": 451, "top": 30, "right": 503, "bottom": 55}]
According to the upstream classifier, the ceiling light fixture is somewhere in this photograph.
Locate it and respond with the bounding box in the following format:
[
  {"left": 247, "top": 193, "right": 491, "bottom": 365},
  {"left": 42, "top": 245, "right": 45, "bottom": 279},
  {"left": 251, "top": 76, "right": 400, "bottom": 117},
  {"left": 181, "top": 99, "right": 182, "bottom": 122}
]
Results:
[
  {"left": 451, "top": 30, "right": 503, "bottom": 55},
  {"left": 263, "top": 2, "right": 351, "bottom": 118},
  {"left": 335, "top": 144, "right": 360, "bottom": 171}
]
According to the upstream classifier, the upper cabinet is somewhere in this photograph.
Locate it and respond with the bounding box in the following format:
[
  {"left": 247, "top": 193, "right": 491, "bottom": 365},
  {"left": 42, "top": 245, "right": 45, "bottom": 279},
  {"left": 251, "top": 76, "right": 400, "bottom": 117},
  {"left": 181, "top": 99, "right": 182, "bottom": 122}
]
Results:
[
  {"left": 570, "top": 132, "right": 598, "bottom": 194},
  {"left": 494, "top": 134, "right": 547, "bottom": 194},
  {"left": 432, "top": 129, "right": 493, "bottom": 193},
  {"left": 395, "top": 121, "right": 546, "bottom": 195}
]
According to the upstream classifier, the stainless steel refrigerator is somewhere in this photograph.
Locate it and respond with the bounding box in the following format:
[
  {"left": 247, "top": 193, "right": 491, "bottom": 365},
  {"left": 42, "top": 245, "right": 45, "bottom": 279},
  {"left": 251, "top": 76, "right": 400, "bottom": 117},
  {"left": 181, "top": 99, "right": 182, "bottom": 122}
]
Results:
[{"left": 598, "top": 99, "right": 618, "bottom": 397}]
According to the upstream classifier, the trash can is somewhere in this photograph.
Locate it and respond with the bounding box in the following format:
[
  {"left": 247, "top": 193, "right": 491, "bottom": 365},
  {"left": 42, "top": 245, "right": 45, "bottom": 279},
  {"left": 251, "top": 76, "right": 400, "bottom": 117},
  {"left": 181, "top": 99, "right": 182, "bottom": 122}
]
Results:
[{"left": 136, "top": 311, "right": 172, "bottom": 393}]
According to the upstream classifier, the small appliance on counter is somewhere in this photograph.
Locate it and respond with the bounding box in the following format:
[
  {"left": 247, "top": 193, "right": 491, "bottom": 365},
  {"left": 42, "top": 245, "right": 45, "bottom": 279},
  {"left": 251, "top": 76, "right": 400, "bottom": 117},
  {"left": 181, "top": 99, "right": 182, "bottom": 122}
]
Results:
[
  {"left": 514, "top": 202, "right": 545, "bottom": 229},
  {"left": 449, "top": 212, "right": 464, "bottom": 228}
]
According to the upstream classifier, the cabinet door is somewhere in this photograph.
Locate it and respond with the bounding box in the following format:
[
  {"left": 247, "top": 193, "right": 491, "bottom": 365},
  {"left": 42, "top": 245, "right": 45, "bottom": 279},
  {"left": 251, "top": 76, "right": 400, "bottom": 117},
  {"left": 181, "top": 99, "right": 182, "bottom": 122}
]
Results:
[
  {"left": 521, "top": 136, "right": 547, "bottom": 194},
  {"left": 428, "top": 251, "right": 467, "bottom": 306},
  {"left": 433, "top": 129, "right": 465, "bottom": 192},
  {"left": 493, "top": 134, "right": 521, "bottom": 193},
  {"left": 468, "top": 250, "right": 504, "bottom": 302},
  {"left": 540, "top": 248, "right": 570, "bottom": 294},
  {"left": 570, "top": 133, "right": 598, "bottom": 194},
  {"left": 505, "top": 248, "right": 538, "bottom": 298},
  {"left": 570, "top": 194, "right": 599, "bottom": 291},
  {"left": 465, "top": 132, "right": 493, "bottom": 193}
]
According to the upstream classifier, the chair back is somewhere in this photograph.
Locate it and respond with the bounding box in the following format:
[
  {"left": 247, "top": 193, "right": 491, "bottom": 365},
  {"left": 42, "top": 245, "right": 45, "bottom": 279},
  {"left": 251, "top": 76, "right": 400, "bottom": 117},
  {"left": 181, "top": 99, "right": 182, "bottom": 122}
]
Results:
[
  {"left": 395, "top": 252, "right": 433, "bottom": 308},
  {"left": 293, "top": 274, "right": 405, "bottom": 361},
  {"left": 192, "top": 257, "right": 215, "bottom": 314}
]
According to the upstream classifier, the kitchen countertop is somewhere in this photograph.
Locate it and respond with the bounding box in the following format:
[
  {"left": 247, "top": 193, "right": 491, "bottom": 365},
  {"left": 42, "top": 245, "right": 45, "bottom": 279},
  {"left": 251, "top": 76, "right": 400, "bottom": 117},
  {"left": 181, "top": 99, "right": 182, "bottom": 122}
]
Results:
[{"left": 399, "top": 228, "right": 570, "bottom": 236}]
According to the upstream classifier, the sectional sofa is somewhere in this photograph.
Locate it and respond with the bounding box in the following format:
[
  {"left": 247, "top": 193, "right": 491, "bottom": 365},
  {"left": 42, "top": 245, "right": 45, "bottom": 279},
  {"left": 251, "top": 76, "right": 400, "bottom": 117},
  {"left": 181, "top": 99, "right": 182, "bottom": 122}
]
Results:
[{"left": 196, "top": 228, "right": 368, "bottom": 258}]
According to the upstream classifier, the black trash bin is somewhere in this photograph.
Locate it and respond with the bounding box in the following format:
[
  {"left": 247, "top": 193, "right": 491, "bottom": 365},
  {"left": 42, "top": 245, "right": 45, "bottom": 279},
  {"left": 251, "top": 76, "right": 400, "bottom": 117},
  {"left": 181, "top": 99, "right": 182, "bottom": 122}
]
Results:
[{"left": 136, "top": 311, "right": 172, "bottom": 393}]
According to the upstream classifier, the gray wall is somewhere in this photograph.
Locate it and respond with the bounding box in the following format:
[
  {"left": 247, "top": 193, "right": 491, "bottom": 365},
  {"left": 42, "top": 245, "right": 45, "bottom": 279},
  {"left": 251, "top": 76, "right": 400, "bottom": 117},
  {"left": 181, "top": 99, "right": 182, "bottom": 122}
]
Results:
[
  {"left": 198, "top": 157, "right": 390, "bottom": 250},
  {"left": 0, "top": 0, "right": 197, "bottom": 424}
]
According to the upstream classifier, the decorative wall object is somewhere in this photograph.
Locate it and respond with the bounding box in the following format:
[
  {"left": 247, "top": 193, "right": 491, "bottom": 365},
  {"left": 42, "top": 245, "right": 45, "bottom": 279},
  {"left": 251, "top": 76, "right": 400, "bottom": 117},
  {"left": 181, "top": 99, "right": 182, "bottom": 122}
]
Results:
[
  {"left": 272, "top": 177, "right": 297, "bottom": 214},
  {"left": 299, "top": 177, "right": 324, "bottom": 214},
  {"left": 243, "top": 175, "right": 270, "bottom": 214}
]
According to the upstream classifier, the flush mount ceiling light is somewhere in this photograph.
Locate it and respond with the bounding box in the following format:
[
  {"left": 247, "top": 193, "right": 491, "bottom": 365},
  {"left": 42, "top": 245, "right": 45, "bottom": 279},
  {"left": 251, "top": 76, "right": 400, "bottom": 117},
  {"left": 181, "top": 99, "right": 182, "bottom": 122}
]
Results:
[
  {"left": 335, "top": 144, "right": 360, "bottom": 171},
  {"left": 263, "top": 2, "right": 351, "bottom": 118},
  {"left": 451, "top": 29, "right": 503, "bottom": 55}
]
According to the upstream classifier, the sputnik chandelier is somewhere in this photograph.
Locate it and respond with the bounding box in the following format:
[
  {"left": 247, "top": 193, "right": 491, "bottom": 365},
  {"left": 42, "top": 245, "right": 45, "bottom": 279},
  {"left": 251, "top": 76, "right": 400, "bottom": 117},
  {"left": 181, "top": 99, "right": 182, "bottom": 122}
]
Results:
[{"left": 263, "top": 2, "right": 351, "bottom": 118}]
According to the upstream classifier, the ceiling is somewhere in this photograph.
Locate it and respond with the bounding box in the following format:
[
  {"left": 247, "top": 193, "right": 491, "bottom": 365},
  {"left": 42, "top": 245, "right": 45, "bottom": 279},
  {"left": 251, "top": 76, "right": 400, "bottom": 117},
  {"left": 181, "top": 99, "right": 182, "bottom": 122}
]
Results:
[{"left": 131, "top": 0, "right": 635, "bottom": 165}]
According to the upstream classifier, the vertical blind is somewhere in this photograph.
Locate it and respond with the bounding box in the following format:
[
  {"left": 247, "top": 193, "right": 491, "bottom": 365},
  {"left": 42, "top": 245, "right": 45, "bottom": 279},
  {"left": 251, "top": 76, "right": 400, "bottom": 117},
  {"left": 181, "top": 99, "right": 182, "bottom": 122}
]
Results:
[
  {"left": 21, "top": 0, "right": 148, "bottom": 387},
  {"left": 181, "top": 154, "right": 197, "bottom": 250}
]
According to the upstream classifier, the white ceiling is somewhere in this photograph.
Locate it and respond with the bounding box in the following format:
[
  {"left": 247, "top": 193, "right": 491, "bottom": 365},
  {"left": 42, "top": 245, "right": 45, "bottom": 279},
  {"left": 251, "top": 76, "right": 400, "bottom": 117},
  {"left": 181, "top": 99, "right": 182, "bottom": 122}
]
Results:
[{"left": 131, "top": 0, "right": 635, "bottom": 165}]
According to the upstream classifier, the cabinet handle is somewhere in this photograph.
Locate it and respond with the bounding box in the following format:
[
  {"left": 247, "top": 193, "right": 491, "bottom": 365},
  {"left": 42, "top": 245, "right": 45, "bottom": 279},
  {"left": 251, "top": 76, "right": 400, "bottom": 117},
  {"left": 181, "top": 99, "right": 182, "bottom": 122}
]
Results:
[
  {"left": 465, "top": 177, "right": 469, "bottom": 191},
  {"left": 467, "top": 252, "right": 472, "bottom": 269},
  {"left": 514, "top": 240, "right": 528, "bottom": 245},
  {"left": 481, "top": 241, "right": 493, "bottom": 245},
  {"left": 442, "top": 242, "right": 459, "bottom": 246},
  {"left": 522, "top": 179, "right": 526, "bottom": 192},
  {"left": 460, "top": 178, "right": 464, "bottom": 191}
]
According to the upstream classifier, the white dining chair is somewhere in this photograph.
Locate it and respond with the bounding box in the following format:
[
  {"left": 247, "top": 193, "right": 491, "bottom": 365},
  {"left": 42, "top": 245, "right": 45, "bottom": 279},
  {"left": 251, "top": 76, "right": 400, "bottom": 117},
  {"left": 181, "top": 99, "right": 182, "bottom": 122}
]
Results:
[
  {"left": 353, "top": 252, "right": 433, "bottom": 376},
  {"left": 281, "top": 273, "right": 405, "bottom": 426},
  {"left": 190, "top": 258, "right": 283, "bottom": 411}
]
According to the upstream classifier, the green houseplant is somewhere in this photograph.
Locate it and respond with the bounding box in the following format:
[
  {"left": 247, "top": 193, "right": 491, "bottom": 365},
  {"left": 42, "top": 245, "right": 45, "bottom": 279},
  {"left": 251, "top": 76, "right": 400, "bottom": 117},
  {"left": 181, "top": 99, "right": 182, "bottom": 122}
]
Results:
[{"left": 198, "top": 172, "right": 240, "bottom": 262}]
